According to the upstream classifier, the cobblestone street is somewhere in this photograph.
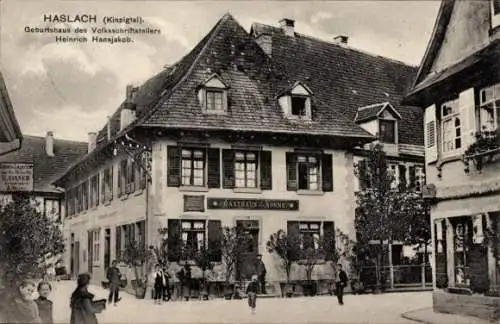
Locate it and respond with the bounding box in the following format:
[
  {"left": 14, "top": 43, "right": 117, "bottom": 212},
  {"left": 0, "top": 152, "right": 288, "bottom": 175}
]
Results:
[{"left": 51, "top": 281, "right": 431, "bottom": 323}]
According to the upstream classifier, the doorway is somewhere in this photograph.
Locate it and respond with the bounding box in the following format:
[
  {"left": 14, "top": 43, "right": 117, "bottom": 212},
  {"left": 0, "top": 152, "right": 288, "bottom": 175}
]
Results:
[
  {"left": 236, "top": 220, "right": 260, "bottom": 281},
  {"left": 74, "top": 241, "right": 80, "bottom": 277},
  {"left": 104, "top": 228, "right": 111, "bottom": 269}
]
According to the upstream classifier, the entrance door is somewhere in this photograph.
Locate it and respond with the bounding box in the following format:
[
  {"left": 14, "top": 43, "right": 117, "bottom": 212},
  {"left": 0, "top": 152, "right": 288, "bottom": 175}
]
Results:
[{"left": 236, "top": 220, "right": 259, "bottom": 281}]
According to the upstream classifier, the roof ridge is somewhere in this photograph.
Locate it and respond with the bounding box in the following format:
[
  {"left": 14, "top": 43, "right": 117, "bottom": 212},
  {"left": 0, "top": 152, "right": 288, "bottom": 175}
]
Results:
[
  {"left": 135, "top": 13, "right": 234, "bottom": 128},
  {"left": 23, "top": 134, "right": 87, "bottom": 144},
  {"left": 357, "top": 101, "right": 388, "bottom": 111},
  {"left": 253, "top": 22, "right": 417, "bottom": 68}
]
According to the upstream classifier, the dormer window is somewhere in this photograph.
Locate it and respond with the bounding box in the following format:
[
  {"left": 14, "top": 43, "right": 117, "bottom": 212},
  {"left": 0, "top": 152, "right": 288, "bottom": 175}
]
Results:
[
  {"left": 278, "top": 82, "right": 313, "bottom": 120},
  {"left": 379, "top": 119, "right": 396, "bottom": 144},
  {"left": 198, "top": 74, "right": 228, "bottom": 114},
  {"left": 206, "top": 89, "right": 224, "bottom": 112},
  {"left": 291, "top": 96, "right": 307, "bottom": 117}
]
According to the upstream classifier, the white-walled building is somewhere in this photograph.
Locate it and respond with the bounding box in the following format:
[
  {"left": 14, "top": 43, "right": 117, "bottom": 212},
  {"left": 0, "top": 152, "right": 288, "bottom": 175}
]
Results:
[{"left": 54, "top": 14, "right": 423, "bottom": 292}]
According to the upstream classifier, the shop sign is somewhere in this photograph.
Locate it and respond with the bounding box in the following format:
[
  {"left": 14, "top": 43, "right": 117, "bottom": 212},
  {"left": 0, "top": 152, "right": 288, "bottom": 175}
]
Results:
[
  {"left": 207, "top": 198, "right": 299, "bottom": 210},
  {"left": 0, "top": 163, "right": 34, "bottom": 192}
]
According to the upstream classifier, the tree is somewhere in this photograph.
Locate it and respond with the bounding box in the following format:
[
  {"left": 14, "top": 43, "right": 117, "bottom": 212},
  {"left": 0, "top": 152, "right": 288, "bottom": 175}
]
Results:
[
  {"left": 354, "top": 143, "right": 430, "bottom": 288},
  {"left": 193, "top": 245, "right": 214, "bottom": 292},
  {"left": 298, "top": 235, "right": 326, "bottom": 282},
  {"left": 0, "top": 198, "right": 64, "bottom": 296},
  {"left": 266, "top": 229, "right": 300, "bottom": 282},
  {"left": 120, "top": 239, "right": 148, "bottom": 295},
  {"left": 220, "top": 226, "right": 251, "bottom": 284}
]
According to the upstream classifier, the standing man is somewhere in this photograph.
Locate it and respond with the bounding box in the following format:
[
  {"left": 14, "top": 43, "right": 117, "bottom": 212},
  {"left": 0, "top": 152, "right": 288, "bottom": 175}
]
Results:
[
  {"left": 106, "top": 260, "right": 122, "bottom": 306},
  {"left": 255, "top": 254, "right": 267, "bottom": 294},
  {"left": 335, "top": 264, "right": 348, "bottom": 305}
]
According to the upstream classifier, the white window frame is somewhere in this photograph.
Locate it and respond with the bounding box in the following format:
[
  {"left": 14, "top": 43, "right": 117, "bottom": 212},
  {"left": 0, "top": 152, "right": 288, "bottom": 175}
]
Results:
[
  {"left": 92, "top": 230, "right": 101, "bottom": 266},
  {"left": 181, "top": 220, "right": 206, "bottom": 256},
  {"left": 181, "top": 148, "right": 206, "bottom": 187},
  {"left": 479, "top": 83, "right": 500, "bottom": 131},
  {"left": 296, "top": 154, "right": 321, "bottom": 191},
  {"left": 234, "top": 151, "right": 258, "bottom": 189},
  {"left": 440, "top": 98, "right": 462, "bottom": 157}
]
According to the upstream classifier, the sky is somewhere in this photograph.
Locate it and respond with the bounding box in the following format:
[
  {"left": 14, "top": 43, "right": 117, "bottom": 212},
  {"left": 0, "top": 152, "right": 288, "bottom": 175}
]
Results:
[{"left": 0, "top": 0, "right": 441, "bottom": 142}]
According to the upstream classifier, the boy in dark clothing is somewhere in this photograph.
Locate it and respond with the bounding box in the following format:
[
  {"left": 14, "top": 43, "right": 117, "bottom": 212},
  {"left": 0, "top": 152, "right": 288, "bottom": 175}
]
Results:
[
  {"left": 106, "top": 260, "right": 122, "bottom": 306},
  {"left": 162, "top": 269, "right": 171, "bottom": 302},
  {"left": 246, "top": 275, "right": 259, "bottom": 314},
  {"left": 152, "top": 264, "right": 165, "bottom": 305},
  {"left": 255, "top": 255, "right": 267, "bottom": 294},
  {"left": 35, "top": 281, "right": 53, "bottom": 324},
  {"left": 335, "top": 264, "right": 348, "bottom": 305}
]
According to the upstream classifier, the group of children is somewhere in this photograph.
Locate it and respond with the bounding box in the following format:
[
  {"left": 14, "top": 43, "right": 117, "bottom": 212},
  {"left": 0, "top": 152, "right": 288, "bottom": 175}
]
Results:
[{"left": 3, "top": 279, "right": 54, "bottom": 323}]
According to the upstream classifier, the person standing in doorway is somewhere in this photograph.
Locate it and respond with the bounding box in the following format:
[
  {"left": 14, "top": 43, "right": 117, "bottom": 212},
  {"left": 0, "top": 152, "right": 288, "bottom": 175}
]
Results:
[
  {"left": 255, "top": 254, "right": 267, "bottom": 294},
  {"left": 335, "top": 264, "right": 348, "bottom": 305},
  {"left": 106, "top": 260, "right": 122, "bottom": 306}
]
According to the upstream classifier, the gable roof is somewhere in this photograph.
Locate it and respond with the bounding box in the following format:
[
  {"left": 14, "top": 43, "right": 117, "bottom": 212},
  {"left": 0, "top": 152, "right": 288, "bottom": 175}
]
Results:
[
  {"left": 412, "top": 0, "right": 456, "bottom": 87},
  {"left": 250, "top": 22, "right": 423, "bottom": 146},
  {"left": 0, "top": 135, "right": 87, "bottom": 193},
  {"left": 354, "top": 102, "right": 401, "bottom": 123},
  {"left": 135, "top": 14, "right": 373, "bottom": 140}
]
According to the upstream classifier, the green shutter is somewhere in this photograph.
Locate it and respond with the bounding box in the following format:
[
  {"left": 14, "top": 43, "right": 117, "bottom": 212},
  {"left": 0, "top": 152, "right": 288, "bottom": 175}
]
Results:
[
  {"left": 115, "top": 226, "right": 121, "bottom": 261},
  {"left": 222, "top": 149, "right": 235, "bottom": 189},
  {"left": 323, "top": 221, "right": 335, "bottom": 261},
  {"left": 167, "top": 146, "right": 181, "bottom": 187},
  {"left": 321, "top": 154, "right": 333, "bottom": 192},
  {"left": 207, "top": 220, "right": 222, "bottom": 262},
  {"left": 286, "top": 153, "right": 297, "bottom": 191},
  {"left": 260, "top": 151, "right": 272, "bottom": 190},
  {"left": 167, "top": 219, "right": 181, "bottom": 262},
  {"left": 207, "top": 148, "right": 221, "bottom": 188},
  {"left": 287, "top": 221, "right": 300, "bottom": 261}
]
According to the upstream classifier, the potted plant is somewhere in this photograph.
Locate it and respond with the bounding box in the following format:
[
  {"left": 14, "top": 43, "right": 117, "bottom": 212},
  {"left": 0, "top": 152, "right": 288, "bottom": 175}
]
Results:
[
  {"left": 297, "top": 235, "right": 325, "bottom": 297},
  {"left": 266, "top": 229, "right": 300, "bottom": 297},
  {"left": 221, "top": 226, "right": 249, "bottom": 299},
  {"left": 193, "top": 246, "right": 214, "bottom": 300},
  {"left": 120, "top": 239, "right": 149, "bottom": 299}
]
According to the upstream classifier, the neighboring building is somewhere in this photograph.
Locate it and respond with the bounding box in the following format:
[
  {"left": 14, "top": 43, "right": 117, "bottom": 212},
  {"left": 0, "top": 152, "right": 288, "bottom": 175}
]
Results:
[
  {"left": 0, "top": 132, "right": 87, "bottom": 216},
  {"left": 0, "top": 71, "right": 22, "bottom": 156},
  {"left": 54, "top": 14, "right": 421, "bottom": 291},
  {"left": 404, "top": 0, "right": 500, "bottom": 321}
]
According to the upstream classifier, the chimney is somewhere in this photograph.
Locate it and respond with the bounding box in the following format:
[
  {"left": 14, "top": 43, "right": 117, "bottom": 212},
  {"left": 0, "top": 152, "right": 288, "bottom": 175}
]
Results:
[
  {"left": 120, "top": 84, "right": 137, "bottom": 131},
  {"left": 87, "top": 132, "right": 97, "bottom": 153},
  {"left": 45, "top": 131, "right": 54, "bottom": 156},
  {"left": 333, "top": 35, "right": 349, "bottom": 46},
  {"left": 279, "top": 18, "right": 295, "bottom": 37}
]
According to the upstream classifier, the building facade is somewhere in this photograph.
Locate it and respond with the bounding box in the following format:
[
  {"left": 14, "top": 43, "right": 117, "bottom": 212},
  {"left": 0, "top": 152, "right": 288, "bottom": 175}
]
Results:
[
  {"left": 55, "top": 14, "right": 423, "bottom": 292},
  {"left": 404, "top": 0, "right": 500, "bottom": 321},
  {"left": 0, "top": 71, "right": 22, "bottom": 156}
]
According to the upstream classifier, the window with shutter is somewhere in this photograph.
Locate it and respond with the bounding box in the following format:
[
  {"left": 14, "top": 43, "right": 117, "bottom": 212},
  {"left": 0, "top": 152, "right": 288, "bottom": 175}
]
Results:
[
  {"left": 115, "top": 226, "right": 121, "bottom": 260},
  {"left": 424, "top": 104, "right": 438, "bottom": 164},
  {"left": 167, "top": 146, "right": 181, "bottom": 187},
  {"left": 208, "top": 220, "right": 222, "bottom": 262},
  {"left": 207, "top": 148, "right": 220, "bottom": 188},
  {"left": 260, "top": 151, "right": 272, "bottom": 190},
  {"left": 441, "top": 98, "right": 462, "bottom": 156},
  {"left": 222, "top": 149, "right": 235, "bottom": 189},
  {"left": 321, "top": 154, "right": 333, "bottom": 192},
  {"left": 234, "top": 151, "right": 258, "bottom": 188},
  {"left": 100, "top": 171, "right": 105, "bottom": 204},
  {"left": 181, "top": 148, "right": 206, "bottom": 186}
]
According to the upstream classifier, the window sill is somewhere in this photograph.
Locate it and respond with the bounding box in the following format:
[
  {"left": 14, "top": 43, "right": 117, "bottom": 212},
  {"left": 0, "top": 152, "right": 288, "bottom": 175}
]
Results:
[
  {"left": 233, "top": 188, "right": 262, "bottom": 194},
  {"left": 297, "top": 190, "right": 324, "bottom": 196},
  {"left": 179, "top": 186, "right": 209, "bottom": 192}
]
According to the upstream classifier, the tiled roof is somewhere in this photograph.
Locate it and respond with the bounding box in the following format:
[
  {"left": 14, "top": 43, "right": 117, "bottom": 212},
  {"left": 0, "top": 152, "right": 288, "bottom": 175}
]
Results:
[
  {"left": 355, "top": 102, "right": 402, "bottom": 123},
  {"left": 138, "top": 14, "right": 374, "bottom": 139},
  {"left": 251, "top": 22, "right": 423, "bottom": 146},
  {"left": 0, "top": 135, "right": 87, "bottom": 193}
]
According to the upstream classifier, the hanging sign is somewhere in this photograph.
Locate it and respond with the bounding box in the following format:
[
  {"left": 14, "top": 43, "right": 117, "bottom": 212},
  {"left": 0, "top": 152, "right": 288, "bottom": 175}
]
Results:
[{"left": 0, "top": 163, "right": 34, "bottom": 192}]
